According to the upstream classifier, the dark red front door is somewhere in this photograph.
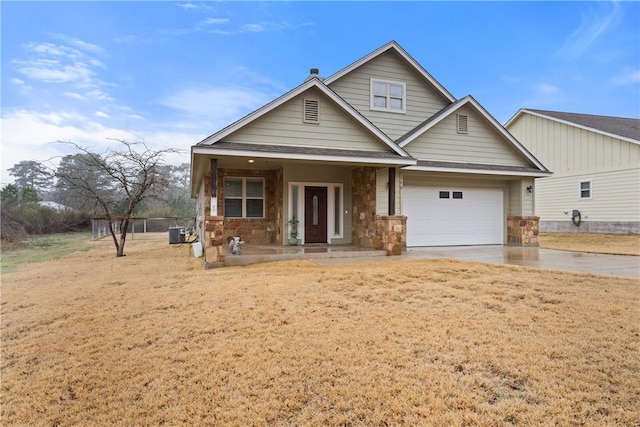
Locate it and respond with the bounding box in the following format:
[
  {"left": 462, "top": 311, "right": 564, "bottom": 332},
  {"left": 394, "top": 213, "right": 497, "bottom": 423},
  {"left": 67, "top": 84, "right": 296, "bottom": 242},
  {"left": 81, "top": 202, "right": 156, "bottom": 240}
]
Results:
[{"left": 304, "top": 186, "right": 327, "bottom": 244}]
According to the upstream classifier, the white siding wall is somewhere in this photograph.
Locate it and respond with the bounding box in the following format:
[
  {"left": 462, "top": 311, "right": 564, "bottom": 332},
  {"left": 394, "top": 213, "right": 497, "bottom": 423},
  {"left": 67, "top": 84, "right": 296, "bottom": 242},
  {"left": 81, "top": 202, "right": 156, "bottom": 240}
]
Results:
[
  {"left": 508, "top": 115, "right": 640, "bottom": 174},
  {"left": 226, "top": 88, "right": 387, "bottom": 152},
  {"left": 535, "top": 168, "right": 640, "bottom": 222},
  {"left": 508, "top": 114, "right": 640, "bottom": 224},
  {"left": 406, "top": 106, "right": 530, "bottom": 167},
  {"left": 328, "top": 50, "right": 449, "bottom": 140}
]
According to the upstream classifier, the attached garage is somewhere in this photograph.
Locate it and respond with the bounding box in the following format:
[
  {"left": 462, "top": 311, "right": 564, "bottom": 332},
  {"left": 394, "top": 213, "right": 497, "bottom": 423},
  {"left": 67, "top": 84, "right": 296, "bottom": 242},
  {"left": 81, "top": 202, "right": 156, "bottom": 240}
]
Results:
[{"left": 403, "top": 186, "right": 504, "bottom": 246}]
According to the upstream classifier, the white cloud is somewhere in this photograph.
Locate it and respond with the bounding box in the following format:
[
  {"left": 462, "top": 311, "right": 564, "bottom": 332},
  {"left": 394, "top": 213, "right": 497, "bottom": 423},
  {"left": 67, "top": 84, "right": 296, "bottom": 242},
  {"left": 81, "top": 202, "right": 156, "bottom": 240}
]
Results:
[
  {"left": 537, "top": 83, "right": 560, "bottom": 95},
  {"left": 95, "top": 111, "right": 110, "bottom": 118},
  {"left": 158, "top": 86, "right": 272, "bottom": 124},
  {"left": 176, "top": 3, "right": 197, "bottom": 9},
  {"left": 64, "top": 92, "right": 85, "bottom": 100},
  {"left": 610, "top": 69, "right": 640, "bottom": 85},
  {"left": 127, "top": 114, "right": 145, "bottom": 120},
  {"left": 0, "top": 108, "right": 197, "bottom": 184},
  {"left": 555, "top": 2, "right": 621, "bottom": 59},
  {"left": 201, "top": 18, "right": 229, "bottom": 25}
]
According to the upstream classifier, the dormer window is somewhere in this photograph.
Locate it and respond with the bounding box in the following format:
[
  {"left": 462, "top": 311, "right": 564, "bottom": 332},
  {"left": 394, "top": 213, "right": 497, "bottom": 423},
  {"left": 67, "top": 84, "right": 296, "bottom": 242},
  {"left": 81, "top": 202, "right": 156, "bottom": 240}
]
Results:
[{"left": 370, "top": 79, "right": 406, "bottom": 113}]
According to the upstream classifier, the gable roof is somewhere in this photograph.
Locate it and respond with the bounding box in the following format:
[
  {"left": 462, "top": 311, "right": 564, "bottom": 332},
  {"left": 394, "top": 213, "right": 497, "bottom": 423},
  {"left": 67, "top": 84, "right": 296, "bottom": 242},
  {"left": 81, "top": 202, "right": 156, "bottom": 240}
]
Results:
[
  {"left": 196, "top": 77, "right": 411, "bottom": 157},
  {"left": 506, "top": 109, "right": 640, "bottom": 145},
  {"left": 398, "top": 95, "right": 549, "bottom": 172},
  {"left": 323, "top": 40, "right": 456, "bottom": 103}
]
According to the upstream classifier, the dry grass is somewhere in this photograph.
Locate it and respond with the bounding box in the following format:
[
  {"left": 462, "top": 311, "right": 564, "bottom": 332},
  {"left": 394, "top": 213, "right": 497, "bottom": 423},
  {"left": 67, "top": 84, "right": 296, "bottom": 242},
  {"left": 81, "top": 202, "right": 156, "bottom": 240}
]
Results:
[
  {"left": 1, "top": 237, "right": 639, "bottom": 426},
  {"left": 540, "top": 233, "right": 640, "bottom": 256}
]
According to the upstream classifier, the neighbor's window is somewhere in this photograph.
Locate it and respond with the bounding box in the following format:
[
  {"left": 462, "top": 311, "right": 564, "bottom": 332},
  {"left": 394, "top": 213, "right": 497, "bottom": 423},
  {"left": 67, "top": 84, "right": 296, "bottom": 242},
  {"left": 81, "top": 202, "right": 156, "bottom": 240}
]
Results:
[
  {"left": 579, "top": 180, "right": 592, "bottom": 199},
  {"left": 224, "top": 177, "right": 264, "bottom": 218},
  {"left": 439, "top": 191, "right": 450, "bottom": 199},
  {"left": 370, "top": 79, "right": 406, "bottom": 113}
]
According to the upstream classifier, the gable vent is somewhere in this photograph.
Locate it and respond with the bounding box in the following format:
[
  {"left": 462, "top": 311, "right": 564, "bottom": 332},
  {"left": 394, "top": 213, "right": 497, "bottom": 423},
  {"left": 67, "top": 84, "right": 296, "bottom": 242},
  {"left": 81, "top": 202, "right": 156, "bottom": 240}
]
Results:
[
  {"left": 303, "top": 99, "right": 320, "bottom": 124},
  {"left": 457, "top": 114, "right": 468, "bottom": 134}
]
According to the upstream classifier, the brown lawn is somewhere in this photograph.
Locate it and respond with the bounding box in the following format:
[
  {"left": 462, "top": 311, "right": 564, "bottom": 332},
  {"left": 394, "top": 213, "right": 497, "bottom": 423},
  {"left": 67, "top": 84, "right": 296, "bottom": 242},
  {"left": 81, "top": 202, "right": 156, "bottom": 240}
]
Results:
[
  {"left": 1, "top": 237, "right": 639, "bottom": 426},
  {"left": 540, "top": 233, "right": 640, "bottom": 256}
]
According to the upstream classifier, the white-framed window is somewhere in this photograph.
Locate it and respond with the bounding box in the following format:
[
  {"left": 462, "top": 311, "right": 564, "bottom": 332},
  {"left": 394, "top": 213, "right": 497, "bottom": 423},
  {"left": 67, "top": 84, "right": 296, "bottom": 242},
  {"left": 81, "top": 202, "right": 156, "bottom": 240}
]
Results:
[
  {"left": 579, "top": 179, "right": 592, "bottom": 199},
  {"left": 224, "top": 177, "right": 265, "bottom": 218},
  {"left": 370, "top": 78, "right": 406, "bottom": 113}
]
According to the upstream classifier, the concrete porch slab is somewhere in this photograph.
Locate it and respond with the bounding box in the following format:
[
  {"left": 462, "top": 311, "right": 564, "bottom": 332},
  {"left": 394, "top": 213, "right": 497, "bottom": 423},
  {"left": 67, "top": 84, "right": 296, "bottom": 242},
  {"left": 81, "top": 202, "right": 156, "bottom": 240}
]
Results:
[{"left": 221, "top": 244, "right": 387, "bottom": 267}]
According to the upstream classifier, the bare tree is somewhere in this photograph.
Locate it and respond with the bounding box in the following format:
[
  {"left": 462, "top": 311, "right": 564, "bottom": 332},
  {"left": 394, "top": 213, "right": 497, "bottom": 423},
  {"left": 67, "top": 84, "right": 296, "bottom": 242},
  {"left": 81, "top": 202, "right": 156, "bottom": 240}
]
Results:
[{"left": 55, "top": 139, "right": 179, "bottom": 257}]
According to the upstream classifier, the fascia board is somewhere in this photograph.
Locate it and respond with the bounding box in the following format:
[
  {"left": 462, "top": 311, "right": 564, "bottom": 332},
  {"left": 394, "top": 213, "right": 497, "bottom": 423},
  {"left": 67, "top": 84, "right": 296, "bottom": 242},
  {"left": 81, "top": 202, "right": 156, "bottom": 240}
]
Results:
[
  {"left": 323, "top": 41, "right": 456, "bottom": 103},
  {"left": 198, "top": 78, "right": 410, "bottom": 158},
  {"left": 402, "top": 164, "right": 552, "bottom": 178},
  {"left": 509, "top": 109, "right": 640, "bottom": 146},
  {"left": 197, "top": 79, "right": 318, "bottom": 146},
  {"left": 192, "top": 146, "right": 417, "bottom": 166},
  {"left": 465, "top": 99, "right": 550, "bottom": 171},
  {"left": 402, "top": 97, "right": 549, "bottom": 172},
  {"left": 314, "top": 84, "right": 410, "bottom": 157}
]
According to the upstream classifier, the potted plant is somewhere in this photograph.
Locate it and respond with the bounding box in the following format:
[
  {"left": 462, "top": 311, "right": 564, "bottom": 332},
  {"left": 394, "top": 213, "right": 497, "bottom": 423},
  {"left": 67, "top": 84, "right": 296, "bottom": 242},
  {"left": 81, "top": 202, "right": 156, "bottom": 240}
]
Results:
[{"left": 288, "top": 216, "right": 299, "bottom": 246}]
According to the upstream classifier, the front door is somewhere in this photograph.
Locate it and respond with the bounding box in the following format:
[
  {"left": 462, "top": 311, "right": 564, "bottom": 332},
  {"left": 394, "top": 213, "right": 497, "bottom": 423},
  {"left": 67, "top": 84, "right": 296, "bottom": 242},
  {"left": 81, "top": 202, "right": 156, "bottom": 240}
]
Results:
[{"left": 304, "top": 186, "right": 327, "bottom": 244}]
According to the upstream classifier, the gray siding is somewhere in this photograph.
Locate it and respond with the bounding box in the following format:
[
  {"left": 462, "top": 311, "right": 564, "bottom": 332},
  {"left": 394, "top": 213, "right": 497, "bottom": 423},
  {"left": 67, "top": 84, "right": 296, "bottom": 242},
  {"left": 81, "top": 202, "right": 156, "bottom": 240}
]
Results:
[
  {"left": 508, "top": 178, "right": 534, "bottom": 216},
  {"left": 328, "top": 50, "right": 449, "bottom": 140},
  {"left": 405, "top": 106, "right": 530, "bottom": 167},
  {"left": 375, "top": 167, "right": 401, "bottom": 216},
  {"left": 225, "top": 87, "right": 388, "bottom": 152}
]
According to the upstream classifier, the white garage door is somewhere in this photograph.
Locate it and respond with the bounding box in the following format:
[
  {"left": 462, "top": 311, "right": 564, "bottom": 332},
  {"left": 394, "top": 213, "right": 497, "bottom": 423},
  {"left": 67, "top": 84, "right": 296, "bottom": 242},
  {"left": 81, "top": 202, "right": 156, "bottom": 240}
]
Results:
[{"left": 403, "top": 186, "right": 504, "bottom": 246}]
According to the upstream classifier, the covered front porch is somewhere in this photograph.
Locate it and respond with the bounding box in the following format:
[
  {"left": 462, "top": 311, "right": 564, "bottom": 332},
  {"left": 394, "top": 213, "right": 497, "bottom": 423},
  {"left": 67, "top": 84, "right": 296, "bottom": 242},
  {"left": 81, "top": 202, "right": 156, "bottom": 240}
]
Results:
[{"left": 191, "top": 147, "right": 410, "bottom": 268}]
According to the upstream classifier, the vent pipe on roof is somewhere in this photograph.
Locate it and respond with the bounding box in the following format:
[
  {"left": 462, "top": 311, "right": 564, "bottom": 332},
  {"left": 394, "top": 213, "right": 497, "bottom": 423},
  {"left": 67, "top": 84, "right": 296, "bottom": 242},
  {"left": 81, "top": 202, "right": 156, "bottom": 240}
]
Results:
[{"left": 305, "top": 68, "right": 321, "bottom": 81}]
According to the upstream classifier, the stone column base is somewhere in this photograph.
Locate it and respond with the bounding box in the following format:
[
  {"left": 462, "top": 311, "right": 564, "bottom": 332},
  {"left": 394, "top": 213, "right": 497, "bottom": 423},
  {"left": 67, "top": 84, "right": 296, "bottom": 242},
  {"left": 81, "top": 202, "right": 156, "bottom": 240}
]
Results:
[
  {"left": 507, "top": 216, "right": 539, "bottom": 247},
  {"left": 374, "top": 215, "right": 407, "bottom": 256},
  {"left": 204, "top": 216, "right": 225, "bottom": 266}
]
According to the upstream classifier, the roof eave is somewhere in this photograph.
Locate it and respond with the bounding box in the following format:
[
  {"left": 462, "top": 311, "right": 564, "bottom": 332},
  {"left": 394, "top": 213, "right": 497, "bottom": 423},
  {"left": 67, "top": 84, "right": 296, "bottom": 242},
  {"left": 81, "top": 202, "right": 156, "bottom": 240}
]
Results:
[
  {"left": 507, "top": 109, "right": 640, "bottom": 145},
  {"left": 402, "top": 164, "right": 553, "bottom": 178}
]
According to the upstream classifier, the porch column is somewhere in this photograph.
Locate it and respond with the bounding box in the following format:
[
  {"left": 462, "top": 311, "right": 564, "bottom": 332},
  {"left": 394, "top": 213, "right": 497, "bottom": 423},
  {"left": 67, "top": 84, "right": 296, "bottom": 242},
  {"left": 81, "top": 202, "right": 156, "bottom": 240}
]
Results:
[
  {"left": 210, "top": 159, "right": 218, "bottom": 216},
  {"left": 388, "top": 167, "right": 396, "bottom": 216}
]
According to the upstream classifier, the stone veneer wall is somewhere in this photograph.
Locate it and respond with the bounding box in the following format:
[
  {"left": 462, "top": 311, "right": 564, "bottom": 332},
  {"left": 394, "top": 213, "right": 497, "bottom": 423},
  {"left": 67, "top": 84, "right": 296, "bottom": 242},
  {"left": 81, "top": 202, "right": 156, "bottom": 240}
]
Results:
[
  {"left": 351, "top": 167, "right": 377, "bottom": 248},
  {"left": 204, "top": 216, "right": 224, "bottom": 266},
  {"left": 375, "top": 215, "right": 407, "bottom": 255},
  {"left": 207, "top": 168, "right": 280, "bottom": 245},
  {"left": 351, "top": 166, "right": 406, "bottom": 255},
  {"left": 507, "top": 216, "right": 540, "bottom": 246}
]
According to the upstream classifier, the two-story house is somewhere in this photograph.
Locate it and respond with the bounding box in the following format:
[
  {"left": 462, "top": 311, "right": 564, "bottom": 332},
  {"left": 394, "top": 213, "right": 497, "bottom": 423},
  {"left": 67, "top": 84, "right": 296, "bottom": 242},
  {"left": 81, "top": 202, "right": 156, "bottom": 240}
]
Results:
[{"left": 190, "top": 41, "right": 550, "bottom": 265}]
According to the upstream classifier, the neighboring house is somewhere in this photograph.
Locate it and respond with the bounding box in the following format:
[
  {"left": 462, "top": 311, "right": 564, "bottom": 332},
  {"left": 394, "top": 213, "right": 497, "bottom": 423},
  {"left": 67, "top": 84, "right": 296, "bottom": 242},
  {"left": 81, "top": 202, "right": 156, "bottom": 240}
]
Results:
[
  {"left": 190, "top": 41, "right": 550, "bottom": 264},
  {"left": 506, "top": 109, "right": 640, "bottom": 234}
]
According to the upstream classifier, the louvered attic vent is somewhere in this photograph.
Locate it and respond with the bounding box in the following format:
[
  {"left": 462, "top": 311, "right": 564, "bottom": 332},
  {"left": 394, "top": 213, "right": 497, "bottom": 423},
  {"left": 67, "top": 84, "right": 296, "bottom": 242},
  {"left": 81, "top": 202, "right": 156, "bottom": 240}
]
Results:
[
  {"left": 303, "top": 99, "right": 319, "bottom": 124},
  {"left": 457, "top": 114, "right": 468, "bottom": 134}
]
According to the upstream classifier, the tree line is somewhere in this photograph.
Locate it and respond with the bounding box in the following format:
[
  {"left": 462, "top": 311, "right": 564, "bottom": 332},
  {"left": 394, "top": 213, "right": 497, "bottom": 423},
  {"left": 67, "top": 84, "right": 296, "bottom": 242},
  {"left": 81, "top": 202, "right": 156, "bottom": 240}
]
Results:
[{"left": 1, "top": 140, "right": 193, "bottom": 256}]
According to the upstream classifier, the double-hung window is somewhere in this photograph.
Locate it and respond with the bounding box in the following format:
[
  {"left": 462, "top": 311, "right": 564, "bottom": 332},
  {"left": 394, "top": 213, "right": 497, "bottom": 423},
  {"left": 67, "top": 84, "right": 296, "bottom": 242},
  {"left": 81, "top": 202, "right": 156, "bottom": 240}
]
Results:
[
  {"left": 370, "top": 79, "right": 406, "bottom": 113},
  {"left": 579, "top": 180, "right": 592, "bottom": 199},
  {"left": 224, "top": 177, "right": 264, "bottom": 218}
]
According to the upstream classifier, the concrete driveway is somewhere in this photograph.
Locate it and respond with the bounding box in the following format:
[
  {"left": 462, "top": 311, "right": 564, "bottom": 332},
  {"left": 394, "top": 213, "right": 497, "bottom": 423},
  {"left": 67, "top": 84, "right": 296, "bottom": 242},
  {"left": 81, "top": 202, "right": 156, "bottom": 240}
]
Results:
[{"left": 316, "top": 245, "right": 640, "bottom": 279}]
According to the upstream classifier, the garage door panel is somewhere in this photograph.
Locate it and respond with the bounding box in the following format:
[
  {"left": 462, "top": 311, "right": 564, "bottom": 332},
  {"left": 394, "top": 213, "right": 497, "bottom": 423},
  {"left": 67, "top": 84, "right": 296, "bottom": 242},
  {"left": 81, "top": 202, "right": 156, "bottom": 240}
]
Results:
[{"left": 404, "top": 186, "right": 503, "bottom": 247}]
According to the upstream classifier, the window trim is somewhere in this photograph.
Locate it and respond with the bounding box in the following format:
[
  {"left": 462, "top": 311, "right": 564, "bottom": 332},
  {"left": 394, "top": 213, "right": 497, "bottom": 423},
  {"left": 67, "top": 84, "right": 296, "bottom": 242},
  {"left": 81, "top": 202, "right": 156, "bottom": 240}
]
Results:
[
  {"left": 579, "top": 179, "right": 592, "bottom": 200},
  {"left": 370, "top": 78, "right": 406, "bottom": 114},
  {"left": 223, "top": 177, "right": 265, "bottom": 218}
]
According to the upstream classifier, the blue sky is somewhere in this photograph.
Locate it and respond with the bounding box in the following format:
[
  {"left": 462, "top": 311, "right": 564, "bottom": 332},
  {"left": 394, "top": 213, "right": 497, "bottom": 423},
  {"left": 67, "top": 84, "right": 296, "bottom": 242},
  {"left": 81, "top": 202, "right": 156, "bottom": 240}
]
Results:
[{"left": 1, "top": 1, "right": 639, "bottom": 186}]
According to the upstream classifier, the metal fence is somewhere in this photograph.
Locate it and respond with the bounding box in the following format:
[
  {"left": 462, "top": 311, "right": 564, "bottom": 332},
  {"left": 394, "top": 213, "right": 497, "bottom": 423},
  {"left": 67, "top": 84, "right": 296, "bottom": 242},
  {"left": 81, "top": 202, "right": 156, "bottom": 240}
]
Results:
[{"left": 91, "top": 217, "right": 196, "bottom": 241}]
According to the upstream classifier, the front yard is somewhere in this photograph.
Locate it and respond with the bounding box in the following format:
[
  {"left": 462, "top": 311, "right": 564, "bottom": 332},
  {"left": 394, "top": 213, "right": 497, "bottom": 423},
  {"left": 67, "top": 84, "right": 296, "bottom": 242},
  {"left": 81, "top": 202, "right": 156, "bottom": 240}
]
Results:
[{"left": 1, "top": 235, "right": 638, "bottom": 426}]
